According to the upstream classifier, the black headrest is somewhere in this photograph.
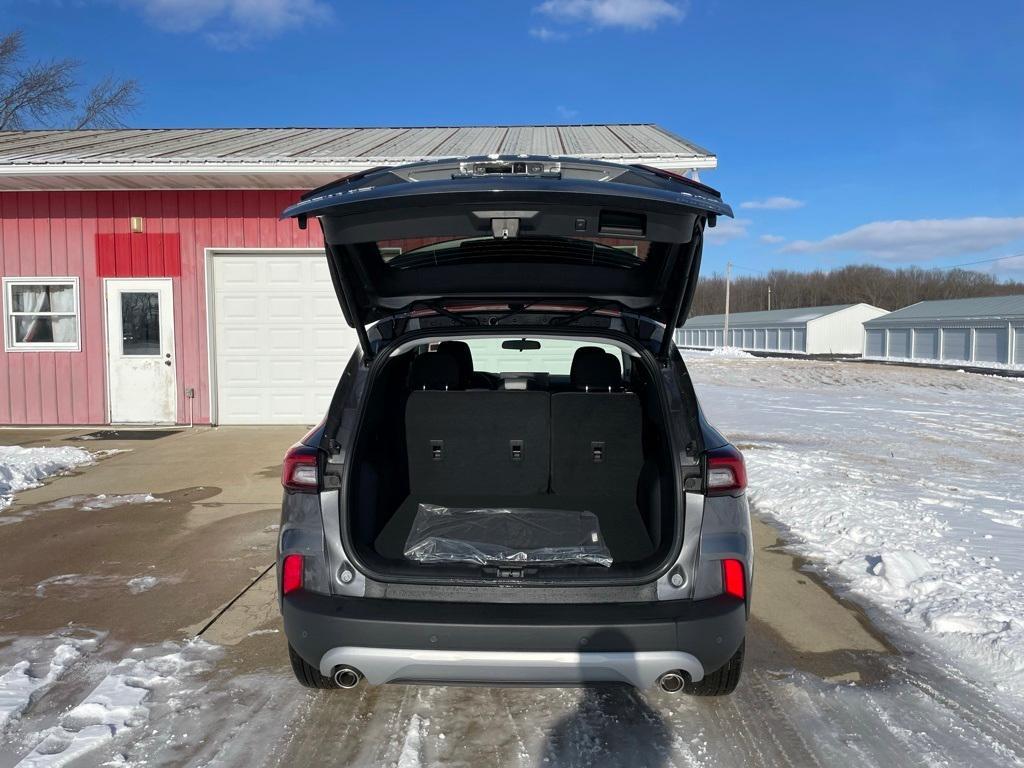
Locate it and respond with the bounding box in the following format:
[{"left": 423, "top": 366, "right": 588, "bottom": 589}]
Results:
[
  {"left": 437, "top": 341, "right": 474, "bottom": 389},
  {"left": 570, "top": 347, "right": 622, "bottom": 391},
  {"left": 408, "top": 352, "right": 461, "bottom": 390}
]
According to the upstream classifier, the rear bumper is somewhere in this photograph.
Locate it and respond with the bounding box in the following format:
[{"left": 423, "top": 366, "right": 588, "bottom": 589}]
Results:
[{"left": 282, "top": 592, "right": 746, "bottom": 687}]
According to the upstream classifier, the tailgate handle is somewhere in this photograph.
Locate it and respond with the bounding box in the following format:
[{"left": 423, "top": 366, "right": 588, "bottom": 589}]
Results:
[
  {"left": 431, "top": 440, "right": 444, "bottom": 461},
  {"left": 510, "top": 440, "right": 523, "bottom": 462}
]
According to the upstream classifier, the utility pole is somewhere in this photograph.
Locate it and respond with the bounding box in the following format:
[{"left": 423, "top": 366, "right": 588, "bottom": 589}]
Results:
[
  {"left": 723, "top": 261, "right": 732, "bottom": 346},
  {"left": 768, "top": 285, "right": 772, "bottom": 311}
]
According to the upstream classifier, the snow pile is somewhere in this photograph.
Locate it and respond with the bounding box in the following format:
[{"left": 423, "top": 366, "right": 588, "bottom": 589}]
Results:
[
  {"left": 688, "top": 356, "right": 1024, "bottom": 700},
  {"left": 683, "top": 346, "right": 754, "bottom": 359},
  {"left": 16, "top": 640, "right": 219, "bottom": 767},
  {"left": 0, "top": 446, "right": 94, "bottom": 512}
]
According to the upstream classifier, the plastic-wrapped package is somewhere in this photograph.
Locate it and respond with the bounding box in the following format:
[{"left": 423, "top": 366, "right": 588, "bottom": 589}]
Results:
[{"left": 403, "top": 503, "right": 613, "bottom": 567}]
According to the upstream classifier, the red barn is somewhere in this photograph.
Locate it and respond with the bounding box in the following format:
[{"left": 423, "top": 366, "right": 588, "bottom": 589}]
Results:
[{"left": 0, "top": 125, "right": 716, "bottom": 425}]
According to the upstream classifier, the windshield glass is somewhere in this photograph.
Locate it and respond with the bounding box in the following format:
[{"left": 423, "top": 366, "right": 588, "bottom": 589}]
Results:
[{"left": 460, "top": 338, "right": 623, "bottom": 376}]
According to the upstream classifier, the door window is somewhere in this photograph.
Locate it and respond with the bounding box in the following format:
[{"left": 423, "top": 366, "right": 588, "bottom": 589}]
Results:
[{"left": 121, "top": 292, "right": 161, "bottom": 355}]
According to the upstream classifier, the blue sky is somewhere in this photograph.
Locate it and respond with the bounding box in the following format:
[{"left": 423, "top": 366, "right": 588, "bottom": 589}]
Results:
[{"left": 4, "top": 0, "right": 1024, "bottom": 278}]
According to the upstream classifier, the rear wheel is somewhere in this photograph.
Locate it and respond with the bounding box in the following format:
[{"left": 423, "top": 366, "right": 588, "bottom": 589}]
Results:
[
  {"left": 685, "top": 640, "right": 745, "bottom": 696},
  {"left": 288, "top": 644, "right": 339, "bottom": 689}
]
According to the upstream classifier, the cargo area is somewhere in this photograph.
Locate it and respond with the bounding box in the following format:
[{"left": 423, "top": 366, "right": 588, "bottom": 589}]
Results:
[{"left": 346, "top": 337, "right": 680, "bottom": 580}]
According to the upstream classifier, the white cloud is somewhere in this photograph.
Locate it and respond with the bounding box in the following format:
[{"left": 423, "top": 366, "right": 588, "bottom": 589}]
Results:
[
  {"left": 126, "top": 0, "right": 332, "bottom": 46},
  {"left": 529, "top": 26, "right": 568, "bottom": 41},
  {"left": 536, "top": 0, "right": 685, "bottom": 30},
  {"left": 740, "top": 196, "right": 805, "bottom": 210},
  {"left": 781, "top": 216, "right": 1024, "bottom": 262},
  {"left": 556, "top": 105, "right": 580, "bottom": 120},
  {"left": 704, "top": 217, "right": 749, "bottom": 245},
  {"left": 759, "top": 234, "right": 786, "bottom": 244}
]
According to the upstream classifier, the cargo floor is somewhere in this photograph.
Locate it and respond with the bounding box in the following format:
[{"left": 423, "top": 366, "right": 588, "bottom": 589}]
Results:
[{"left": 374, "top": 494, "right": 655, "bottom": 565}]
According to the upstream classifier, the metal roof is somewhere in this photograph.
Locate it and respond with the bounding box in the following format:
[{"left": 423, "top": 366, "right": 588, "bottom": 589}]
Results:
[
  {"left": 684, "top": 304, "right": 863, "bottom": 329},
  {"left": 0, "top": 125, "right": 716, "bottom": 191},
  {"left": 864, "top": 294, "right": 1024, "bottom": 325}
]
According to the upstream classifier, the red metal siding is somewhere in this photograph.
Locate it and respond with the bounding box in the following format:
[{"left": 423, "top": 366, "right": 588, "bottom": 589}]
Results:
[{"left": 0, "top": 189, "right": 321, "bottom": 425}]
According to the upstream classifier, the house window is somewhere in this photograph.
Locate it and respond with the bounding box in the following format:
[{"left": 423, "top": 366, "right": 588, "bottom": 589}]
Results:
[{"left": 3, "top": 277, "right": 80, "bottom": 351}]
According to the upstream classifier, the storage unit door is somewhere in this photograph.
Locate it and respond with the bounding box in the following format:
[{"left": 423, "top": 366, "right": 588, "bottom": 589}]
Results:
[
  {"left": 865, "top": 329, "right": 885, "bottom": 357},
  {"left": 743, "top": 329, "right": 754, "bottom": 348},
  {"left": 715, "top": 329, "right": 724, "bottom": 346},
  {"left": 973, "top": 327, "right": 1008, "bottom": 364},
  {"left": 210, "top": 253, "right": 356, "bottom": 424},
  {"left": 766, "top": 329, "right": 779, "bottom": 350},
  {"left": 793, "top": 328, "right": 806, "bottom": 352},
  {"left": 941, "top": 328, "right": 970, "bottom": 362},
  {"left": 754, "top": 329, "right": 766, "bottom": 349},
  {"left": 913, "top": 328, "right": 939, "bottom": 359},
  {"left": 780, "top": 328, "right": 793, "bottom": 351},
  {"left": 1015, "top": 326, "right": 1024, "bottom": 365},
  {"left": 888, "top": 329, "right": 910, "bottom": 358}
]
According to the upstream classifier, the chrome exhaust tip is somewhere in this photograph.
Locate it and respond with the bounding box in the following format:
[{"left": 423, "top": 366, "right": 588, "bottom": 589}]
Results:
[
  {"left": 333, "top": 667, "right": 361, "bottom": 689},
  {"left": 658, "top": 672, "right": 685, "bottom": 693}
]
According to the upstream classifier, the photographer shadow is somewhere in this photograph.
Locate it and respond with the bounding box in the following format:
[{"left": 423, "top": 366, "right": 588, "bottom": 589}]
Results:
[{"left": 539, "top": 629, "right": 673, "bottom": 768}]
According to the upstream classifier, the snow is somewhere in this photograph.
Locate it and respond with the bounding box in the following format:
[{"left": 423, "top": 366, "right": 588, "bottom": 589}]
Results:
[
  {"left": 0, "top": 446, "right": 94, "bottom": 513},
  {"left": 126, "top": 576, "right": 159, "bottom": 595},
  {"left": 14, "top": 640, "right": 219, "bottom": 768},
  {"left": 682, "top": 346, "right": 753, "bottom": 359},
  {"left": 0, "top": 634, "right": 101, "bottom": 732},
  {"left": 3, "top": 492, "right": 165, "bottom": 526},
  {"left": 863, "top": 354, "right": 1024, "bottom": 372},
  {"left": 686, "top": 353, "right": 1024, "bottom": 701},
  {"left": 43, "top": 494, "right": 166, "bottom": 511}
]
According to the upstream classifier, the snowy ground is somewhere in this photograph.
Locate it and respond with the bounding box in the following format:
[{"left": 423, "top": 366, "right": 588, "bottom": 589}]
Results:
[{"left": 686, "top": 351, "right": 1024, "bottom": 703}]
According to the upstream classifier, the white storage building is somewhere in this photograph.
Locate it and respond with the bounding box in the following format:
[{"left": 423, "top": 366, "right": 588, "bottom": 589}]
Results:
[
  {"left": 679, "top": 303, "right": 887, "bottom": 355},
  {"left": 862, "top": 295, "right": 1024, "bottom": 368}
]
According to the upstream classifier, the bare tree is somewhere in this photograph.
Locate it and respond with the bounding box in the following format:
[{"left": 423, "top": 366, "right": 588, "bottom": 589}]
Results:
[
  {"left": 689, "top": 264, "right": 1024, "bottom": 318},
  {"left": 0, "top": 30, "right": 139, "bottom": 130}
]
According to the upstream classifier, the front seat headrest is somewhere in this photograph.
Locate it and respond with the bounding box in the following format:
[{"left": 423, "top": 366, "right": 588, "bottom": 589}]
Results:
[
  {"left": 570, "top": 347, "right": 622, "bottom": 391},
  {"left": 437, "top": 341, "right": 474, "bottom": 389},
  {"left": 408, "top": 352, "right": 461, "bottom": 390}
]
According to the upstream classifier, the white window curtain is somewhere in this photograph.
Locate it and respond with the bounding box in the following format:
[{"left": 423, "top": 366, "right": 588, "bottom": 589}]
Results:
[{"left": 6, "top": 281, "right": 79, "bottom": 347}]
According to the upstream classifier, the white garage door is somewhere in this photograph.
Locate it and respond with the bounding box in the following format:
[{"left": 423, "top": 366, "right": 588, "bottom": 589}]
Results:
[{"left": 211, "top": 253, "right": 356, "bottom": 424}]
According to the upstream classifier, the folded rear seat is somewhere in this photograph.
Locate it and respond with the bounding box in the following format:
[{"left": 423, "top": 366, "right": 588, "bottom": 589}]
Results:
[
  {"left": 405, "top": 351, "right": 550, "bottom": 497},
  {"left": 550, "top": 348, "right": 643, "bottom": 497}
]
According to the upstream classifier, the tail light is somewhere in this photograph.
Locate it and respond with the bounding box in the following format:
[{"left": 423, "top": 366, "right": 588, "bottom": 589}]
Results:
[
  {"left": 722, "top": 559, "right": 746, "bottom": 600},
  {"left": 705, "top": 444, "right": 747, "bottom": 496},
  {"left": 282, "top": 444, "right": 318, "bottom": 492},
  {"left": 282, "top": 554, "right": 304, "bottom": 595}
]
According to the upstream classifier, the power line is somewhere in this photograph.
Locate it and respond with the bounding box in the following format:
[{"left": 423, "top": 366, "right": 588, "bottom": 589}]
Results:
[{"left": 938, "top": 251, "right": 1024, "bottom": 270}]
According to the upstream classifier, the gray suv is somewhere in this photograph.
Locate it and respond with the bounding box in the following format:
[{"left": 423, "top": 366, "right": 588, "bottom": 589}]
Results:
[{"left": 277, "top": 157, "right": 751, "bottom": 695}]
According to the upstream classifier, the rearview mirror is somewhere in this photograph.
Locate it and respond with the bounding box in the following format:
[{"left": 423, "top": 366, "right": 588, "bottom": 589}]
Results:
[{"left": 502, "top": 339, "right": 541, "bottom": 351}]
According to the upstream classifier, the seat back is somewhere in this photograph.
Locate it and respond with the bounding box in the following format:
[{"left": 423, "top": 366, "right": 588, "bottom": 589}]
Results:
[
  {"left": 550, "top": 393, "right": 643, "bottom": 497},
  {"left": 405, "top": 391, "right": 551, "bottom": 496},
  {"left": 551, "top": 347, "right": 642, "bottom": 496}
]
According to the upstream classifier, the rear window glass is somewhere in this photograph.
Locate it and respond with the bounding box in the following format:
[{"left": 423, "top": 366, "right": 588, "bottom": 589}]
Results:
[
  {"left": 460, "top": 339, "right": 622, "bottom": 376},
  {"left": 378, "top": 236, "right": 651, "bottom": 270}
]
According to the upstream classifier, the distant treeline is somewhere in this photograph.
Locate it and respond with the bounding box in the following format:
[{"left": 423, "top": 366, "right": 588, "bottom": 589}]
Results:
[{"left": 688, "top": 265, "right": 1024, "bottom": 317}]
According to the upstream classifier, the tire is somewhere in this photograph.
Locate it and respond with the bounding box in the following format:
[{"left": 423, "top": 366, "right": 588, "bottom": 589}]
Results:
[
  {"left": 288, "top": 644, "right": 339, "bottom": 689},
  {"left": 684, "top": 640, "right": 745, "bottom": 696}
]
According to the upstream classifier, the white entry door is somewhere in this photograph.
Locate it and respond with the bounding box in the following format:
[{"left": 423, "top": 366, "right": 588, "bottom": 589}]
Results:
[{"left": 105, "top": 279, "right": 176, "bottom": 423}]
